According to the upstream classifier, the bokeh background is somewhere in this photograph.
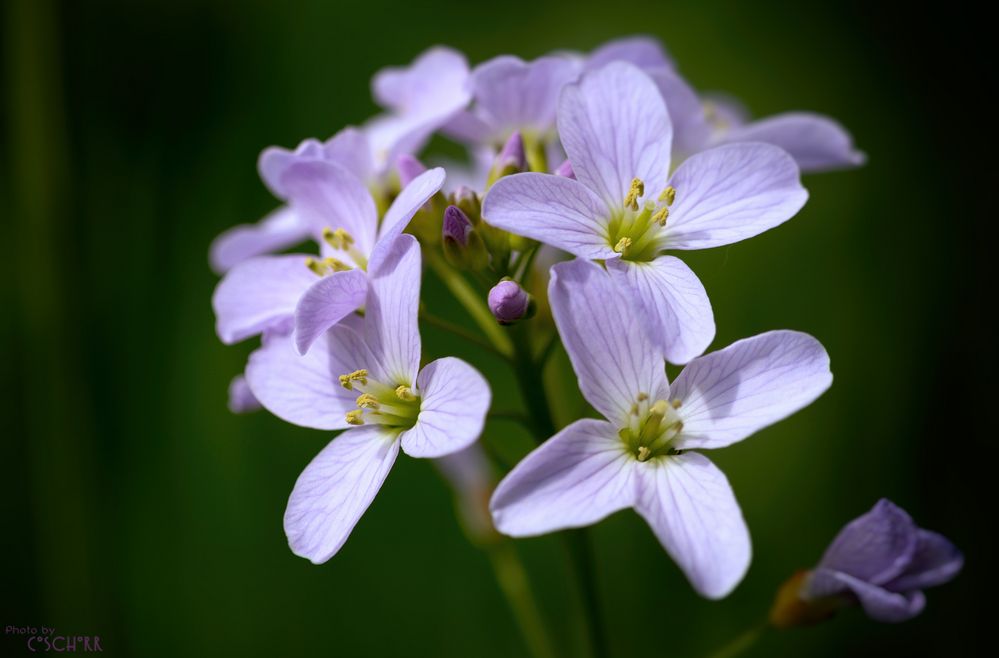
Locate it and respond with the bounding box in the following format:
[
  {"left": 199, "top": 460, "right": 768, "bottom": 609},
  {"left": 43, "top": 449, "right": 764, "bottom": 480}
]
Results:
[{"left": 2, "top": 0, "right": 992, "bottom": 656}]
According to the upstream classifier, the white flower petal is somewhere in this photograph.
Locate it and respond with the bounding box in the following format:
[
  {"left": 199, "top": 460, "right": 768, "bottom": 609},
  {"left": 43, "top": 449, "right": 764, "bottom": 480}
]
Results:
[{"left": 400, "top": 357, "right": 491, "bottom": 458}]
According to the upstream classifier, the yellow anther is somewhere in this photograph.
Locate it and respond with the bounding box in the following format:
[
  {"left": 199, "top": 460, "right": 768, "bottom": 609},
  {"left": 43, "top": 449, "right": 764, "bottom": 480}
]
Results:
[
  {"left": 338, "top": 369, "right": 369, "bottom": 390},
  {"left": 652, "top": 206, "right": 669, "bottom": 227},
  {"left": 305, "top": 257, "right": 326, "bottom": 276},
  {"left": 345, "top": 410, "right": 365, "bottom": 425},
  {"left": 637, "top": 446, "right": 651, "bottom": 462},
  {"left": 323, "top": 257, "right": 352, "bottom": 272},
  {"left": 624, "top": 178, "right": 645, "bottom": 211},
  {"left": 637, "top": 392, "right": 649, "bottom": 401},
  {"left": 356, "top": 393, "right": 379, "bottom": 409},
  {"left": 649, "top": 399, "right": 669, "bottom": 420},
  {"left": 658, "top": 186, "right": 676, "bottom": 205},
  {"left": 630, "top": 403, "right": 639, "bottom": 415},
  {"left": 333, "top": 227, "right": 354, "bottom": 247},
  {"left": 613, "top": 237, "right": 633, "bottom": 254},
  {"left": 671, "top": 399, "right": 682, "bottom": 409},
  {"left": 395, "top": 385, "right": 417, "bottom": 402},
  {"left": 321, "top": 227, "right": 337, "bottom": 248}
]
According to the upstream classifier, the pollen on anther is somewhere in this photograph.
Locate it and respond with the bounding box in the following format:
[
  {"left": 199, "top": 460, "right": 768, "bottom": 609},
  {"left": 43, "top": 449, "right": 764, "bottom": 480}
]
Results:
[
  {"left": 671, "top": 399, "right": 682, "bottom": 409},
  {"left": 652, "top": 207, "right": 669, "bottom": 227},
  {"left": 624, "top": 178, "right": 645, "bottom": 210},
  {"left": 395, "top": 385, "right": 417, "bottom": 401},
  {"left": 637, "top": 446, "right": 651, "bottom": 462},
  {"left": 356, "top": 393, "right": 379, "bottom": 409},
  {"left": 345, "top": 410, "right": 365, "bottom": 425},
  {"left": 323, "top": 257, "right": 352, "bottom": 272},
  {"left": 305, "top": 257, "right": 326, "bottom": 276},
  {"left": 613, "top": 237, "right": 633, "bottom": 254},
  {"left": 658, "top": 186, "right": 676, "bottom": 205}
]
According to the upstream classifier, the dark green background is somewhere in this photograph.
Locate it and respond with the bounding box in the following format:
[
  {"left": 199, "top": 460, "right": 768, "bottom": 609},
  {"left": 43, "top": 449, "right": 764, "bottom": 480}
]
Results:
[{"left": 2, "top": 0, "right": 990, "bottom": 656}]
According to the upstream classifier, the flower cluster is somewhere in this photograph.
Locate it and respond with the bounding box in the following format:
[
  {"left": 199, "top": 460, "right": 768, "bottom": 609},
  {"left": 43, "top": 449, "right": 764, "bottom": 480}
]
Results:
[{"left": 209, "top": 35, "right": 958, "bottom": 638}]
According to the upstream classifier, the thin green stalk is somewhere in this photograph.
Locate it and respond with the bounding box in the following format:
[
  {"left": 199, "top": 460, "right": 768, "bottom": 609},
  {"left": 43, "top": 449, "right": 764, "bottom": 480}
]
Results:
[
  {"left": 509, "top": 325, "right": 609, "bottom": 658},
  {"left": 420, "top": 309, "right": 505, "bottom": 358},
  {"left": 704, "top": 622, "right": 768, "bottom": 658},
  {"left": 488, "top": 542, "right": 558, "bottom": 658},
  {"left": 426, "top": 251, "right": 514, "bottom": 359}
]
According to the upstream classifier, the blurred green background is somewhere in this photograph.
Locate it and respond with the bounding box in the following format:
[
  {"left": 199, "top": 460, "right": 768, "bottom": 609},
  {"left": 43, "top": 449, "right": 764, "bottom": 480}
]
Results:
[{"left": 2, "top": 0, "right": 990, "bottom": 656}]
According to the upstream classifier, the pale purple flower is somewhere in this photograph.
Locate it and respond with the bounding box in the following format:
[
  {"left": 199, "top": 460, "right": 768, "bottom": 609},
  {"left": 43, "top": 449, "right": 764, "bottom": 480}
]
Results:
[
  {"left": 211, "top": 161, "right": 445, "bottom": 353},
  {"left": 445, "top": 54, "right": 580, "bottom": 150},
  {"left": 487, "top": 280, "right": 532, "bottom": 324},
  {"left": 483, "top": 62, "right": 808, "bottom": 364},
  {"left": 245, "top": 235, "right": 491, "bottom": 563},
  {"left": 803, "top": 499, "right": 963, "bottom": 622},
  {"left": 586, "top": 36, "right": 865, "bottom": 172},
  {"left": 490, "top": 259, "right": 831, "bottom": 598},
  {"left": 367, "top": 46, "right": 472, "bottom": 173}
]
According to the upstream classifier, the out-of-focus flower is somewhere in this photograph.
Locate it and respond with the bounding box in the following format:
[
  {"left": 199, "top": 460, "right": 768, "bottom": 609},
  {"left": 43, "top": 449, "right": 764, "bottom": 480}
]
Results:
[
  {"left": 490, "top": 259, "right": 832, "bottom": 598},
  {"left": 435, "top": 444, "right": 498, "bottom": 544},
  {"left": 772, "top": 499, "right": 963, "bottom": 626},
  {"left": 445, "top": 54, "right": 580, "bottom": 161},
  {"left": 487, "top": 280, "right": 533, "bottom": 325},
  {"left": 245, "top": 235, "right": 491, "bottom": 563},
  {"left": 227, "top": 374, "right": 261, "bottom": 414},
  {"left": 586, "top": 36, "right": 865, "bottom": 172},
  {"left": 484, "top": 62, "right": 807, "bottom": 364}
]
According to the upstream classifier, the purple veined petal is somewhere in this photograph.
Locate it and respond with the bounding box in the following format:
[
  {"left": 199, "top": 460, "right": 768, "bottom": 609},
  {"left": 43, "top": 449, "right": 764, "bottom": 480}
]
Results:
[
  {"left": 258, "top": 138, "right": 326, "bottom": 198},
  {"left": 663, "top": 143, "right": 808, "bottom": 251},
  {"left": 719, "top": 112, "right": 866, "bottom": 173},
  {"left": 293, "top": 269, "right": 368, "bottom": 355},
  {"left": 375, "top": 167, "right": 446, "bottom": 248},
  {"left": 209, "top": 206, "right": 311, "bottom": 274},
  {"left": 280, "top": 160, "right": 379, "bottom": 255},
  {"left": 400, "top": 357, "right": 491, "bottom": 458},
  {"left": 284, "top": 425, "right": 401, "bottom": 564},
  {"left": 490, "top": 418, "right": 636, "bottom": 536},
  {"left": 227, "top": 374, "right": 261, "bottom": 414},
  {"left": 549, "top": 259, "right": 670, "bottom": 426},
  {"left": 470, "top": 55, "right": 580, "bottom": 139},
  {"left": 322, "top": 127, "right": 376, "bottom": 182},
  {"left": 244, "top": 330, "right": 355, "bottom": 430},
  {"left": 634, "top": 451, "right": 750, "bottom": 599},
  {"left": 482, "top": 172, "right": 615, "bottom": 260},
  {"left": 363, "top": 234, "right": 422, "bottom": 385},
  {"left": 886, "top": 529, "right": 964, "bottom": 592},
  {"left": 811, "top": 569, "right": 926, "bottom": 623},
  {"left": 558, "top": 62, "right": 673, "bottom": 210},
  {"left": 212, "top": 254, "right": 317, "bottom": 344},
  {"left": 586, "top": 36, "right": 674, "bottom": 72},
  {"left": 372, "top": 46, "right": 471, "bottom": 118},
  {"left": 645, "top": 68, "right": 713, "bottom": 159},
  {"left": 817, "top": 499, "right": 919, "bottom": 585},
  {"left": 670, "top": 330, "right": 833, "bottom": 449},
  {"left": 606, "top": 256, "right": 715, "bottom": 365}
]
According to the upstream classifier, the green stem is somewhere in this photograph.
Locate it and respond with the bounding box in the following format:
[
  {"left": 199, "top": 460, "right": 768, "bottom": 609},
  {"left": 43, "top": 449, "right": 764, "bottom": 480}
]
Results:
[
  {"left": 426, "top": 251, "right": 514, "bottom": 359},
  {"left": 488, "top": 542, "right": 558, "bottom": 658},
  {"left": 515, "top": 242, "right": 542, "bottom": 283},
  {"left": 704, "top": 622, "right": 768, "bottom": 658},
  {"left": 509, "top": 325, "right": 609, "bottom": 658},
  {"left": 420, "top": 309, "right": 505, "bottom": 359}
]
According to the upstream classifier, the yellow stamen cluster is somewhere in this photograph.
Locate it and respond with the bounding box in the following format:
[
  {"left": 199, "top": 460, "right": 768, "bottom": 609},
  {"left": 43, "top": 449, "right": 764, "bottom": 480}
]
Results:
[
  {"left": 395, "top": 385, "right": 417, "bottom": 401},
  {"left": 322, "top": 227, "right": 355, "bottom": 251},
  {"left": 624, "top": 178, "right": 645, "bottom": 211},
  {"left": 619, "top": 392, "right": 685, "bottom": 462},
  {"left": 345, "top": 410, "right": 365, "bottom": 425},
  {"left": 337, "top": 368, "right": 422, "bottom": 429},
  {"left": 606, "top": 178, "right": 679, "bottom": 261},
  {"left": 305, "top": 256, "right": 353, "bottom": 277}
]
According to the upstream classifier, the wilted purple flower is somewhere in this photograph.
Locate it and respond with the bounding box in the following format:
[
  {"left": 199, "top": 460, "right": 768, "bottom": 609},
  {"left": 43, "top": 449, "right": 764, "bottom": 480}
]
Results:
[
  {"left": 445, "top": 54, "right": 580, "bottom": 151},
  {"left": 245, "top": 235, "right": 491, "bottom": 562},
  {"left": 586, "top": 36, "right": 864, "bottom": 172},
  {"left": 211, "top": 162, "right": 445, "bottom": 353},
  {"left": 487, "top": 280, "right": 532, "bottom": 324},
  {"left": 490, "top": 259, "right": 832, "bottom": 598},
  {"left": 801, "top": 499, "right": 963, "bottom": 622},
  {"left": 483, "top": 62, "right": 808, "bottom": 364}
]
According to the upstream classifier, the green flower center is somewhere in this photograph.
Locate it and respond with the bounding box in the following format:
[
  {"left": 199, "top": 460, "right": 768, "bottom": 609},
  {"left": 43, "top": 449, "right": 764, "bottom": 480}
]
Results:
[
  {"left": 338, "top": 369, "right": 421, "bottom": 430},
  {"left": 605, "top": 178, "right": 676, "bottom": 263},
  {"left": 618, "top": 393, "right": 685, "bottom": 462}
]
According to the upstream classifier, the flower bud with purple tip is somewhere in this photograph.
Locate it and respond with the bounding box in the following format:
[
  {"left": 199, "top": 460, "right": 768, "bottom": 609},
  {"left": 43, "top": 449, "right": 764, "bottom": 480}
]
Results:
[
  {"left": 488, "top": 279, "right": 535, "bottom": 325},
  {"left": 488, "top": 131, "right": 527, "bottom": 184},
  {"left": 442, "top": 205, "right": 488, "bottom": 271},
  {"left": 770, "top": 499, "right": 963, "bottom": 628},
  {"left": 554, "top": 158, "right": 575, "bottom": 179}
]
